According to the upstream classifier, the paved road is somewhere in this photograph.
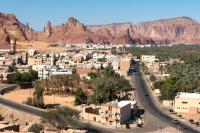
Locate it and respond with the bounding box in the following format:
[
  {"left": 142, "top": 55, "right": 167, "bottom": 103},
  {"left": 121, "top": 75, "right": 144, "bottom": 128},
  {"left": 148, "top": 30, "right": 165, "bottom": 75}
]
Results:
[
  {"left": 0, "top": 96, "right": 108, "bottom": 133},
  {"left": 131, "top": 61, "right": 200, "bottom": 133},
  {"left": 0, "top": 96, "right": 43, "bottom": 116}
]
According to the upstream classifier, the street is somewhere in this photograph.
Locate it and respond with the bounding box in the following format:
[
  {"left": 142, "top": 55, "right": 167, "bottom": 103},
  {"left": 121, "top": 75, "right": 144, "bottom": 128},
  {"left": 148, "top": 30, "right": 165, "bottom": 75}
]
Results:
[{"left": 131, "top": 61, "right": 200, "bottom": 133}]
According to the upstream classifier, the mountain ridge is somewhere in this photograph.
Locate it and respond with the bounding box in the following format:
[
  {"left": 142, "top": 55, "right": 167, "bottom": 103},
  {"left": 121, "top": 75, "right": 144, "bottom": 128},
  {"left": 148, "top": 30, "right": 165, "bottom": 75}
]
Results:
[{"left": 1, "top": 12, "right": 200, "bottom": 45}]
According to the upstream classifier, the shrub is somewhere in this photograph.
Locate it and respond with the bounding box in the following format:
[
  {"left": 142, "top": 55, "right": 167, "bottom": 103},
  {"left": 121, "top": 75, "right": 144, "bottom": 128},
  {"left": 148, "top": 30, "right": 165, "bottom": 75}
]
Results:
[
  {"left": 178, "top": 114, "right": 182, "bottom": 118},
  {"left": 28, "top": 123, "right": 44, "bottom": 133},
  {"left": 42, "top": 107, "right": 79, "bottom": 130},
  {"left": 74, "top": 88, "right": 87, "bottom": 105},
  {"left": 24, "top": 97, "right": 33, "bottom": 106},
  {"left": 189, "top": 119, "right": 194, "bottom": 123}
]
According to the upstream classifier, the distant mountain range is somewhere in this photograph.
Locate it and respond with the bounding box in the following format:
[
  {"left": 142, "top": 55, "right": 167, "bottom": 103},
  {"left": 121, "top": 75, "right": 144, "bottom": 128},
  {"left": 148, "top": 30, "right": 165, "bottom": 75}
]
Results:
[{"left": 1, "top": 12, "right": 200, "bottom": 45}]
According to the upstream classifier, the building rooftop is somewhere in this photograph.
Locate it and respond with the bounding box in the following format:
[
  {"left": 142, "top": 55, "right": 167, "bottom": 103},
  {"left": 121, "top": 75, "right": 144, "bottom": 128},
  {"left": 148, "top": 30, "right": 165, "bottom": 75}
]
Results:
[
  {"left": 110, "top": 100, "right": 136, "bottom": 108},
  {"left": 176, "top": 92, "right": 200, "bottom": 99}
]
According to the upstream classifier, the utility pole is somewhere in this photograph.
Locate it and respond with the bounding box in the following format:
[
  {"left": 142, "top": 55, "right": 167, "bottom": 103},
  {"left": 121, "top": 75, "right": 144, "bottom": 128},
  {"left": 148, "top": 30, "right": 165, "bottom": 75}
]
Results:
[
  {"left": 158, "top": 104, "right": 160, "bottom": 133},
  {"left": 177, "top": 125, "right": 180, "bottom": 133}
]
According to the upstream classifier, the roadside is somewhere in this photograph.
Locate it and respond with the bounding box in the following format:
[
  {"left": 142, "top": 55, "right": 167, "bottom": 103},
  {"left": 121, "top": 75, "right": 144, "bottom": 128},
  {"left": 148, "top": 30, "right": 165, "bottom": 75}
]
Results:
[
  {"left": 1, "top": 88, "right": 75, "bottom": 108},
  {"left": 0, "top": 104, "right": 40, "bottom": 132},
  {"left": 141, "top": 69, "right": 200, "bottom": 132}
]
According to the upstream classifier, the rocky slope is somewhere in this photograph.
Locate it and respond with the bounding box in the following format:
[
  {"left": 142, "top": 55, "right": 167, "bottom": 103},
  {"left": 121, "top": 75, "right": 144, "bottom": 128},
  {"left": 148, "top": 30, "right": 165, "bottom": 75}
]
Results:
[
  {"left": 0, "top": 13, "right": 27, "bottom": 43},
  {"left": 1, "top": 12, "right": 200, "bottom": 45}
]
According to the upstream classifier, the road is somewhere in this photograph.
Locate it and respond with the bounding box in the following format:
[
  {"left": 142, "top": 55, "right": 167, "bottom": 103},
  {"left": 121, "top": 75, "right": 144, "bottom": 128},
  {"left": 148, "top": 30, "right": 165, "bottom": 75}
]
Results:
[
  {"left": 0, "top": 96, "right": 108, "bottom": 133},
  {"left": 0, "top": 96, "right": 43, "bottom": 116},
  {"left": 131, "top": 61, "right": 200, "bottom": 133}
]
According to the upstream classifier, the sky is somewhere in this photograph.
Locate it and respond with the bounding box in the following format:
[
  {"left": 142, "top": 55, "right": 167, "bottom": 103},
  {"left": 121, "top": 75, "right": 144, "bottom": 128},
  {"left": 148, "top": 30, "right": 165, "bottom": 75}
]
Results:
[{"left": 0, "top": 0, "right": 200, "bottom": 31}]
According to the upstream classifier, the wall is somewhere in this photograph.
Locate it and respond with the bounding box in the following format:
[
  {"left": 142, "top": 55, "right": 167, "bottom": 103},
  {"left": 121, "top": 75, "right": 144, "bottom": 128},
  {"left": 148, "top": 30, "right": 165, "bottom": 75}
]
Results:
[
  {"left": 174, "top": 98, "right": 200, "bottom": 113},
  {"left": 120, "top": 104, "right": 131, "bottom": 124}
]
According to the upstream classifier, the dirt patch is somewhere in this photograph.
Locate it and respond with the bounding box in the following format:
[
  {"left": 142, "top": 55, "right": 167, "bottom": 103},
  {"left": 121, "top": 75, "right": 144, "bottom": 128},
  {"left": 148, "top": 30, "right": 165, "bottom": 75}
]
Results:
[
  {"left": 179, "top": 113, "right": 200, "bottom": 121},
  {"left": 18, "top": 41, "right": 69, "bottom": 53},
  {"left": 0, "top": 105, "right": 40, "bottom": 133},
  {"left": 2, "top": 88, "right": 75, "bottom": 108}
]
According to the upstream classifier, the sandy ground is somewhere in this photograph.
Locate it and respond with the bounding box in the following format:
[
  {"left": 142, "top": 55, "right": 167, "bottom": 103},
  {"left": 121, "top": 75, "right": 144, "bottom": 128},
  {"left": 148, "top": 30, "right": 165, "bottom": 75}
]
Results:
[
  {"left": 179, "top": 113, "right": 200, "bottom": 121},
  {"left": 17, "top": 41, "right": 69, "bottom": 53},
  {"left": 2, "top": 88, "right": 75, "bottom": 108},
  {"left": 0, "top": 105, "right": 40, "bottom": 133}
]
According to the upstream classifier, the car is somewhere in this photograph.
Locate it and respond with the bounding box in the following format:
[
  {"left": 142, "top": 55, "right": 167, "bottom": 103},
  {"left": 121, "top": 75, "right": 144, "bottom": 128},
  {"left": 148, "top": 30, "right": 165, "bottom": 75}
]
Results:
[{"left": 172, "top": 119, "right": 179, "bottom": 124}]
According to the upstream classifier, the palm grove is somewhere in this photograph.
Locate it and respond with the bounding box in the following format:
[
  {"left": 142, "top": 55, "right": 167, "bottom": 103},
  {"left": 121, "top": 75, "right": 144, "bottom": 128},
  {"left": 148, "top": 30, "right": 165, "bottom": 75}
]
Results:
[
  {"left": 25, "top": 64, "right": 131, "bottom": 108},
  {"left": 128, "top": 44, "right": 200, "bottom": 100}
]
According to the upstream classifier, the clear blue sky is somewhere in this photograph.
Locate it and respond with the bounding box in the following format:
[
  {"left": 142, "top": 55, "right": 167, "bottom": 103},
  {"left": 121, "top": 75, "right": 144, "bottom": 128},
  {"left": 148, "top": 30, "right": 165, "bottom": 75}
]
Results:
[{"left": 0, "top": 0, "right": 200, "bottom": 31}]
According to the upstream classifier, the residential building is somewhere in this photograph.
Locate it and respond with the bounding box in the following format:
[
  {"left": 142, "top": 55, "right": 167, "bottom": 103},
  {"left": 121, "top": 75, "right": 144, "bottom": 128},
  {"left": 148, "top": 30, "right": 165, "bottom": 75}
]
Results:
[
  {"left": 173, "top": 92, "right": 200, "bottom": 114},
  {"left": 0, "top": 70, "right": 14, "bottom": 83},
  {"left": 21, "top": 52, "right": 27, "bottom": 64},
  {"left": 76, "top": 68, "right": 96, "bottom": 79},
  {"left": 28, "top": 57, "right": 43, "bottom": 65},
  {"left": 15, "top": 65, "right": 31, "bottom": 73},
  {"left": 141, "top": 55, "right": 158, "bottom": 64},
  {"left": 82, "top": 100, "right": 134, "bottom": 127},
  {"left": 37, "top": 65, "right": 52, "bottom": 79},
  {"left": 28, "top": 49, "right": 36, "bottom": 56}
]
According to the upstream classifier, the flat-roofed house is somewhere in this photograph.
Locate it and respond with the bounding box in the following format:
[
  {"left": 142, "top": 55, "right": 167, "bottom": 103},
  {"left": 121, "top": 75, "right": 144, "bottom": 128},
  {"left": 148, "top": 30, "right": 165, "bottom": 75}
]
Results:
[
  {"left": 82, "top": 100, "right": 134, "bottom": 127},
  {"left": 173, "top": 92, "right": 200, "bottom": 114}
]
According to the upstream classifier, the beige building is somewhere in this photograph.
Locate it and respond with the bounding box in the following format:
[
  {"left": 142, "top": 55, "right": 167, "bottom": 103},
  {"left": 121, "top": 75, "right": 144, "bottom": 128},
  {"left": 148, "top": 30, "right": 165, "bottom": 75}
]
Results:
[
  {"left": 28, "top": 57, "right": 43, "bottom": 65},
  {"left": 82, "top": 100, "right": 133, "bottom": 127},
  {"left": 173, "top": 92, "right": 200, "bottom": 114},
  {"left": 141, "top": 55, "right": 158, "bottom": 64}
]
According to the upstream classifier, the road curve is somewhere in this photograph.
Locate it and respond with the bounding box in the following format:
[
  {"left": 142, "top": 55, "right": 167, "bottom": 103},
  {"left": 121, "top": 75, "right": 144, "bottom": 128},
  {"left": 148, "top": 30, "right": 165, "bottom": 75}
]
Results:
[
  {"left": 0, "top": 96, "right": 44, "bottom": 116},
  {"left": 134, "top": 62, "right": 200, "bottom": 133}
]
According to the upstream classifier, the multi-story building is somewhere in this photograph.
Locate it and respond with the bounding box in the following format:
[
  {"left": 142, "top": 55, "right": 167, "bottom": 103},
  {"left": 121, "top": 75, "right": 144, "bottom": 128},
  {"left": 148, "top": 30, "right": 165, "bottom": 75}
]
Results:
[
  {"left": 173, "top": 92, "right": 200, "bottom": 114},
  {"left": 28, "top": 57, "right": 43, "bottom": 65},
  {"left": 82, "top": 100, "right": 135, "bottom": 127},
  {"left": 28, "top": 49, "right": 36, "bottom": 56},
  {"left": 21, "top": 52, "right": 27, "bottom": 64},
  {"left": 37, "top": 65, "right": 52, "bottom": 79},
  {"left": 141, "top": 55, "right": 158, "bottom": 64}
]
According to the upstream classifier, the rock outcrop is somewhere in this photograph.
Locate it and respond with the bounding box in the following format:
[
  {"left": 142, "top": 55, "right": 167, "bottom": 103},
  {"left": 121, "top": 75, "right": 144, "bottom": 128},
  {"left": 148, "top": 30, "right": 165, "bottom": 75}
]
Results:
[
  {"left": 135, "top": 17, "right": 200, "bottom": 44},
  {"left": 1, "top": 12, "right": 200, "bottom": 45},
  {"left": 44, "top": 21, "right": 52, "bottom": 37},
  {"left": 0, "top": 13, "right": 27, "bottom": 42}
]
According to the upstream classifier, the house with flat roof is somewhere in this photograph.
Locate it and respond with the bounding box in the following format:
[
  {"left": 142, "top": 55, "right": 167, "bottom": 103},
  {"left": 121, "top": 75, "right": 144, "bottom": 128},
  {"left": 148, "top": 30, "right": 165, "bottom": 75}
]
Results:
[
  {"left": 82, "top": 100, "right": 136, "bottom": 127},
  {"left": 173, "top": 92, "right": 200, "bottom": 114}
]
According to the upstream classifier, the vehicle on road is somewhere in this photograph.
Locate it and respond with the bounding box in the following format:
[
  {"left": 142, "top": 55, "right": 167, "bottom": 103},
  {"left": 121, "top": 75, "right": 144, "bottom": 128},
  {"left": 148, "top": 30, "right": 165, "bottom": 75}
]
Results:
[{"left": 172, "top": 119, "right": 179, "bottom": 124}]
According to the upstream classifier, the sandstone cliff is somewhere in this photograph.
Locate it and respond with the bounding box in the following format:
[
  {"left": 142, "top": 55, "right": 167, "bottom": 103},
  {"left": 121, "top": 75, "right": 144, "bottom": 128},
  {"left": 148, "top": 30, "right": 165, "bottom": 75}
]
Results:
[
  {"left": 0, "top": 13, "right": 27, "bottom": 43},
  {"left": 1, "top": 12, "right": 200, "bottom": 45}
]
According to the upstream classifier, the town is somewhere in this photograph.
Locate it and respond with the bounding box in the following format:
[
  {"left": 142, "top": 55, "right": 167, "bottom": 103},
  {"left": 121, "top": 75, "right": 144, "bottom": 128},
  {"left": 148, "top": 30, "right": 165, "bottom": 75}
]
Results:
[
  {"left": 0, "top": 37, "right": 200, "bottom": 133},
  {"left": 1, "top": 1, "right": 200, "bottom": 133}
]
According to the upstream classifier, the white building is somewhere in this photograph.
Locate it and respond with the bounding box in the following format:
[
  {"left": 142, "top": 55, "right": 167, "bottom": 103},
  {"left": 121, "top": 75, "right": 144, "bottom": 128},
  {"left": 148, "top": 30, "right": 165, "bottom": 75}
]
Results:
[
  {"left": 141, "top": 55, "right": 158, "bottom": 64},
  {"left": 174, "top": 92, "right": 200, "bottom": 114},
  {"left": 28, "top": 49, "right": 36, "bottom": 56},
  {"left": 38, "top": 65, "right": 52, "bottom": 79}
]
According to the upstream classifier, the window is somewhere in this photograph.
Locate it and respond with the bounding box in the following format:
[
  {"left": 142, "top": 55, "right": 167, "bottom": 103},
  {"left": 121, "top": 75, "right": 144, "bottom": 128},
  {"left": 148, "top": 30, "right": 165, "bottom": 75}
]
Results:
[{"left": 182, "top": 101, "right": 188, "bottom": 104}]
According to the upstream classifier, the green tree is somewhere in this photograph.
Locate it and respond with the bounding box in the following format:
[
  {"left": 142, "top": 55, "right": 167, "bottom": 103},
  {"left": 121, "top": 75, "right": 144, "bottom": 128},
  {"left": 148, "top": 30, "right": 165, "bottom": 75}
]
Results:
[
  {"left": 89, "top": 64, "right": 130, "bottom": 104},
  {"left": 42, "top": 107, "right": 79, "bottom": 130},
  {"left": 74, "top": 88, "right": 87, "bottom": 105},
  {"left": 33, "top": 87, "right": 45, "bottom": 108}
]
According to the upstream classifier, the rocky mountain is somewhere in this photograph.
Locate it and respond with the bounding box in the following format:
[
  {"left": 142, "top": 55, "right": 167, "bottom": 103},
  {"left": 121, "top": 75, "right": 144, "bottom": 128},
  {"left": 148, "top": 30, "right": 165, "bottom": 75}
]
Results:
[
  {"left": 0, "top": 13, "right": 26, "bottom": 44},
  {"left": 135, "top": 17, "right": 200, "bottom": 44},
  {"left": 1, "top": 12, "right": 200, "bottom": 45},
  {"left": 0, "top": 13, "right": 37, "bottom": 44}
]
